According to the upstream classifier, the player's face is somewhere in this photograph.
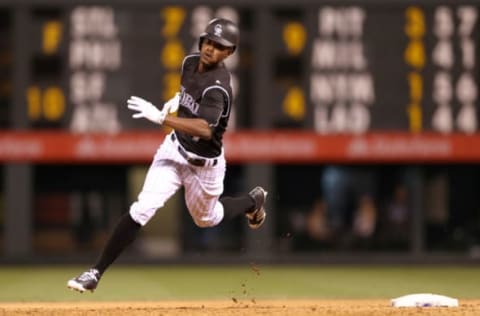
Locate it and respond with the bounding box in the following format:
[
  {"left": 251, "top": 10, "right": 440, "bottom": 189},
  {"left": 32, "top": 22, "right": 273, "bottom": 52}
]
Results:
[{"left": 199, "top": 38, "right": 233, "bottom": 67}]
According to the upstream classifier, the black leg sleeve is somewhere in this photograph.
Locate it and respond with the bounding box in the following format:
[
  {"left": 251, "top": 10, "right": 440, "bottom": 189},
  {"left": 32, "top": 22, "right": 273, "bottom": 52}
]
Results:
[
  {"left": 93, "top": 212, "right": 141, "bottom": 275},
  {"left": 220, "top": 195, "right": 255, "bottom": 220}
]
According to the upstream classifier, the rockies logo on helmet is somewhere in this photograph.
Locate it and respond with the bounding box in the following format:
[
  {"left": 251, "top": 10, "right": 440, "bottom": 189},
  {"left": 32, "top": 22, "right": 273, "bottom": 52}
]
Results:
[{"left": 214, "top": 24, "right": 223, "bottom": 36}]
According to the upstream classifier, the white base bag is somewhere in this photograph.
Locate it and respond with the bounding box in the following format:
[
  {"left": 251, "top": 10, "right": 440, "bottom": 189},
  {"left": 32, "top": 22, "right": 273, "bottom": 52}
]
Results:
[{"left": 391, "top": 293, "right": 459, "bottom": 307}]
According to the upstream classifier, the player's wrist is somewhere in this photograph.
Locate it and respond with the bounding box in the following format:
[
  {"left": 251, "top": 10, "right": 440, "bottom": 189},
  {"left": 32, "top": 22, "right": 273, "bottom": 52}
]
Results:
[{"left": 154, "top": 109, "right": 167, "bottom": 125}]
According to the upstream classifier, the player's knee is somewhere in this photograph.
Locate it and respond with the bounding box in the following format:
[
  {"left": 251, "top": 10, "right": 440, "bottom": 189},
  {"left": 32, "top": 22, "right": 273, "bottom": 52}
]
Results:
[
  {"left": 193, "top": 218, "right": 216, "bottom": 228},
  {"left": 129, "top": 201, "right": 159, "bottom": 226},
  {"left": 188, "top": 200, "right": 224, "bottom": 227},
  {"left": 192, "top": 210, "right": 224, "bottom": 228}
]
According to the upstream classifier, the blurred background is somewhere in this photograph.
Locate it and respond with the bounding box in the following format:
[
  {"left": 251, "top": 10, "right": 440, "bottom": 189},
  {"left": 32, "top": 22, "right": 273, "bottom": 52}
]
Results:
[{"left": 0, "top": 0, "right": 479, "bottom": 265}]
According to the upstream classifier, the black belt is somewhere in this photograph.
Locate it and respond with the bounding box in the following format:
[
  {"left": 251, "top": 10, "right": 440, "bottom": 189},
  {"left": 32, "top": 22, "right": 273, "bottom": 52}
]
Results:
[{"left": 171, "top": 133, "right": 218, "bottom": 167}]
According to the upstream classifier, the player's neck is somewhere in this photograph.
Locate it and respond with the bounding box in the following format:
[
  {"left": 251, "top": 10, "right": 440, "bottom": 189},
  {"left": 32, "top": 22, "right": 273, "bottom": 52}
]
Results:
[{"left": 197, "top": 61, "right": 219, "bottom": 73}]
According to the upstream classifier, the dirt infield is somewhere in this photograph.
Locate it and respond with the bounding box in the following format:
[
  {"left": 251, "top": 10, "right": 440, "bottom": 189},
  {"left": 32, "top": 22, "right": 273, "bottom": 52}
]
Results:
[{"left": 1, "top": 300, "right": 479, "bottom": 316}]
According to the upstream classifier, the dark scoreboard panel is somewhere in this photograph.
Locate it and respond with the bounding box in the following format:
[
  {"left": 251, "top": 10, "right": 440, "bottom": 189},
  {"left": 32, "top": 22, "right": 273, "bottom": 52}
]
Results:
[
  {"left": 307, "top": 4, "right": 479, "bottom": 134},
  {"left": 25, "top": 5, "right": 249, "bottom": 131},
  {"left": 14, "top": 3, "right": 480, "bottom": 134}
]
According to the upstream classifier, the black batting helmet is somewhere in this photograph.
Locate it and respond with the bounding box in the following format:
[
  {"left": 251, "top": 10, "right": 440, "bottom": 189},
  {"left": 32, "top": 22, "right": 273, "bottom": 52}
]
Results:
[{"left": 199, "top": 18, "right": 239, "bottom": 52}]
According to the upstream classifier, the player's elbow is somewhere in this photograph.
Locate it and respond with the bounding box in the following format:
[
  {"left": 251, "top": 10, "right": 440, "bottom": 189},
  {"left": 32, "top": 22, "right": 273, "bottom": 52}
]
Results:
[
  {"left": 198, "top": 123, "right": 213, "bottom": 140},
  {"left": 200, "top": 130, "right": 213, "bottom": 140}
]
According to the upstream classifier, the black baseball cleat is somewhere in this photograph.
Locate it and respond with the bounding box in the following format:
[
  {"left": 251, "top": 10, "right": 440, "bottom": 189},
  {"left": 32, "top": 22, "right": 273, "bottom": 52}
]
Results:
[
  {"left": 67, "top": 268, "right": 101, "bottom": 293},
  {"left": 246, "top": 186, "right": 268, "bottom": 229}
]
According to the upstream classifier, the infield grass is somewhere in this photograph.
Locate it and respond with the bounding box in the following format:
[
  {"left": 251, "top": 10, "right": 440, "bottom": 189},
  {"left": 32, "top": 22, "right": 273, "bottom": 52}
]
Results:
[{"left": 0, "top": 265, "right": 479, "bottom": 302}]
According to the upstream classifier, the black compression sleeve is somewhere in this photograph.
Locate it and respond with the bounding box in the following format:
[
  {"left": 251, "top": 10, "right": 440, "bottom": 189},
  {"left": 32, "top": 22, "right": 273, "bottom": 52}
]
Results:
[{"left": 93, "top": 212, "right": 141, "bottom": 275}]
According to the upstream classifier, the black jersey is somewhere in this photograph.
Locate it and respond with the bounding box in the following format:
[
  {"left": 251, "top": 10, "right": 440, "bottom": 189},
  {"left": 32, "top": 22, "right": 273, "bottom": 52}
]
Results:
[{"left": 175, "top": 54, "right": 233, "bottom": 158}]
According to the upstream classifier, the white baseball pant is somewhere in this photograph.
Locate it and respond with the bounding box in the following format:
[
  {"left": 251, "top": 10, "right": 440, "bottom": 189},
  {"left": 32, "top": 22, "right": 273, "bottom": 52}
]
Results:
[{"left": 129, "top": 132, "right": 226, "bottom": 227}]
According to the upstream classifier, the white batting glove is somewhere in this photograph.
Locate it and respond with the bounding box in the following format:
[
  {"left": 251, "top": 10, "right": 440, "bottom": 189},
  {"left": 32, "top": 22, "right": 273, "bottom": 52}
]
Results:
[
  {"left": 127, "top": 96, "right": 167, "bottom": 125},
  {"left": 164, "top": 92, "right": 180, "bottom": 113}
]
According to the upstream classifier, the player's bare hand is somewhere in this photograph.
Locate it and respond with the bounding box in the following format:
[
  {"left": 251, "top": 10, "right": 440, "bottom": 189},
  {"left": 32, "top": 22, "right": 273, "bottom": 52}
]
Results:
[{"left": 127, "top": 96, "right": 167, "bottom": 125}]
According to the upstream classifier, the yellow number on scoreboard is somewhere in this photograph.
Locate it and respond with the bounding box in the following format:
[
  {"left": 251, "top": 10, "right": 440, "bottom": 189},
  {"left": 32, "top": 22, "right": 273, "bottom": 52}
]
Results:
[
  {"left": 161, "top": 40, "right": 185, "bottom": 70},
  {"left": 161, "top": 6, "right": 186, "bottom": 37},
  {"left": 283, "top": 86, "right": 305, "bottom": 121},
  {"left": 405, "top": 7, "right": 425, "bottom": 38},
  {"left": 404, "top": 40, "right": 425, "bottom": 69},
  {"left": 407, "top": 103, "right": 422, "bottom": 132},
  {"left": 162, "top": 72, "right": 181, "bottom": 101},
  {"left": 27, "top": 85, "right": 65, "bottom": 121},
  {"left": 408, "top": 72, "right": 423, "bottom": 102},
  {"left": 42, "top": 20, "right": 63, "bottom": 55}
]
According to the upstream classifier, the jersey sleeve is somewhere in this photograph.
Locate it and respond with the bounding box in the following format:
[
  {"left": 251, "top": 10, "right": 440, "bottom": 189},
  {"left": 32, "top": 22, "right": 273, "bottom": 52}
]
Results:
[{"left": 199, "top": 87, "right": 229, "bottom": 127}]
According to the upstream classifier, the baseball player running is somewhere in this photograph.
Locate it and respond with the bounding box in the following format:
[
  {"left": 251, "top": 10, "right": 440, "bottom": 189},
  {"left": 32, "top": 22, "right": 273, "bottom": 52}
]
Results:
[{"left": 67, "top": 18, "right": 267, "bottom": 293}]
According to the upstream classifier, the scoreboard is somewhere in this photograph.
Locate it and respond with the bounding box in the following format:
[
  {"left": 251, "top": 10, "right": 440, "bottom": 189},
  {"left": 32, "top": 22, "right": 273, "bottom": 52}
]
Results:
[
  {"left": 1, "top": 1, "right": 480, "bottom": 163},
  {"left": 16, "top": 3, "right": 480, "bottom": 132},
  {"left": 308, "top": 5, "right": 478, "bottom": 134},
  {"left": 23, "top": 5, "right": 246, "bottom": 132}
]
